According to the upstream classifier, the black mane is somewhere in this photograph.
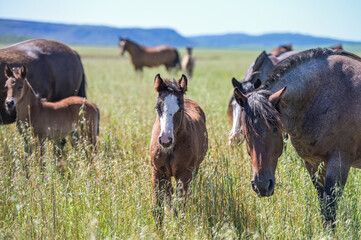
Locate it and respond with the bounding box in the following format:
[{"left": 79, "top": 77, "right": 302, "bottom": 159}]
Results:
[
  {"left": 244, "top": 90, "right": 283, "bottom": 136},
  {"left": 262, "top": 48, "right": 361, "bottom": 89}
]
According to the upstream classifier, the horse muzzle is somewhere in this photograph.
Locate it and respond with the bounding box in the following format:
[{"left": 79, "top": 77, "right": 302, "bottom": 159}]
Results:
[
  {"left": 251, "top": 176, "right": 275, "bottom": 197},
  {"left": 5, "top": 99, "right": 16, "bottom": 112},
  {"left": 159, "top": 135, "right": 174, "bottom": 149}
]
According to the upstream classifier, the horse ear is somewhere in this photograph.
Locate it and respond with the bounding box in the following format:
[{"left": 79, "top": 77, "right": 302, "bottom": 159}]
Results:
[
  {"left": 234, "top": 87, "right": 247, "bottom": 107},
  {"left": 4, "top": 64, "right": 12, "bottom": 78},
  {"left": 253, "top": 51, "right": 268, "bottom": 70},
  {"left": 269, "top": 86, "right": 287, "bottom": 107},
  {"left": 154, "top": 74, "right": 166, "bottom": 92},
  {"left": 20, "top": 66, "right": 27, "bottom": 79},
  {"left": 232, "top": 77, "right": 244, "bottom": 92},
  {"left": 177, "top": 74, "right": 188, "bottom": 93},
  {"left": 253, "top": 78, "right": 262, "bottom": 89}
]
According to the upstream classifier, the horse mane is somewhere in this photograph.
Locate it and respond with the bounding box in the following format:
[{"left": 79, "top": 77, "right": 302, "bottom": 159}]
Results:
[
  {"left": 244, "top": 90, "right": 283, "bottom": 136},
  {"left": 161, "top": 78, "right": 186, "bottom": 95},
  {"left": 263, "top": 48, "right": 361, "bottom": 89}
]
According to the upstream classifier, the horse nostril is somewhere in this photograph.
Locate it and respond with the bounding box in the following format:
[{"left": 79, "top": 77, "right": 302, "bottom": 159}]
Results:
[
  {"left": 268, "top": 179, "right": 274, "bottom": 193},
  {"left": 168, "top": 137, "right": 173, "bottom": 144}
]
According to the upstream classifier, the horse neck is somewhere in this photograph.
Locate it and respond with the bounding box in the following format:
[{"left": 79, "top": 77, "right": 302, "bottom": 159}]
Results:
[
  {"left": 125, "top": 41, "right": 143, "bottom": 55},
  {"left": 16, "top": 79, "right": 42, "bottom": 122},
  {"left": 267, "top": 59, "right": 328, "bottom": 132}
]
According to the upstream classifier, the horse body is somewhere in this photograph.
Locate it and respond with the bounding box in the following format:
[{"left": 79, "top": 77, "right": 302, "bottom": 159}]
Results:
[
  {"left": 228, "top": 50, "right": 299, "bottom": 144},
  {"left": 0, "top": 39, "right": 86, "bottom": 124},
  {"left": 150, "top": 74, "right": 208, "bottom": 224},
  {"left": 119, "top": 38, "right": 180, "bottom": 71},
  {"left": 5, "top": 65, "right": 99, "bottom": 147},
  {"left": 234, "top": 48, "right": 361, "bottom": 226},
  {"left": 182, "top": 47, "right": 195, "bottom": 77}
]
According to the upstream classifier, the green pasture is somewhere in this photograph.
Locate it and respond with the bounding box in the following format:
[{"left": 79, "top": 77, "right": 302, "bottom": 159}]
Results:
[{"left": 0, "top": 46, "right": 361, "bottom": 239}]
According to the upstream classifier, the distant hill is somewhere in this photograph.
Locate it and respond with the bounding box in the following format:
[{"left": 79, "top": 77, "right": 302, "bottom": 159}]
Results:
[
  {"left": 189, "top": 33, "right": 360, "bottom": 48},
  {"left": 0, "top": 18, "right": 360, "bottom": 48},
  {"left": 0, "top": 19, "right": 192, "bottom": 47}
]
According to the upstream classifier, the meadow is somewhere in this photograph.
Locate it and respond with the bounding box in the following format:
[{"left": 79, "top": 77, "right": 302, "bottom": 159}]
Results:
[{"left": 0, "top": 45, "right": 361, "bottom": 239}]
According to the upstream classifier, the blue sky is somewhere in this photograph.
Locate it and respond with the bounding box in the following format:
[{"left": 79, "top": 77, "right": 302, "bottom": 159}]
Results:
[{"left": 1, "top": 0, "right": 360, "bottom": 41}]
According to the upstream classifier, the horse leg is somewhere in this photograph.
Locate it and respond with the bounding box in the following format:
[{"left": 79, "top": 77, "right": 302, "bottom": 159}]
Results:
[
  {"left": 151, "top": 167, "right": 172, "bottom": 227},
  {"left": 304, "top": 160, "right": 326, "bottom": 203},
  {"left": 53, "top": 139, "right": 67, "bottom": 173},
  {"left": 323, "top": 152, "right": 351, "bottom": 227},
  {"left": 37, "top": 138, "right": 46, "bottom": 168},
  {"left": 23, "top": 136, "right": 32, "bottom": 178},
  {"left": 174, "top": 169, "right": 193, "bottom": 213}
]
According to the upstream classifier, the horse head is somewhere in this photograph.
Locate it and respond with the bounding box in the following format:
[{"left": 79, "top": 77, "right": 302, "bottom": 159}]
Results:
[
  {"left": 228, "top": 77, "right": 261, "bottom": 145},
  {"left": 234, "top": 86, "right": 286, "bottom": 197},
  {"left": 118, "top": 37, "right": 128, "bottom": 56},
  {"left": 154, "top": 74, "right": 187, "bottom": 150},
  {"left": 4, "top": 65, "right": 27, "bottom": 112}
]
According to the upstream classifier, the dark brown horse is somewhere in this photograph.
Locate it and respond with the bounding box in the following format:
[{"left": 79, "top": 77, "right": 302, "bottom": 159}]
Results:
[
  {"left": 4, "top": 65, "right": 99, "bottom": 168},
  {"left": 150, "top": 74, "right": 208, "bottom": 225},
  {"left": 228, "top": 49, "right": 299, "bottom": 145},
  {"left": 118, "top": 38, "right": 180, "bottom": 71},
  {"left": 0, "top": 39, "right": 86, "bottom": 124},
  {"left": 233, "top": 48, "right": 361, "bottom": 227},
  {"left": 270, "top": 44, "right": 293, "bottom": 57}
]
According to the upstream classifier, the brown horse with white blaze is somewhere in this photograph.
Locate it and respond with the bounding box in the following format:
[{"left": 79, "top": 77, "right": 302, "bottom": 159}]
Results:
[
  {"left": 4, "top": 65, "right": 99, "bottom": 167},
  {"left": 150, "top": 74, "right": 208, "bottom": 224},
  {"left": 118, "top": 38, "right": 180, "bottom": 71},
  {"left": 0, "top": 39, "right": 86, "bottom": 124},
  {"left": 233, "top": 48, "right": 361, "bottom": 227}
]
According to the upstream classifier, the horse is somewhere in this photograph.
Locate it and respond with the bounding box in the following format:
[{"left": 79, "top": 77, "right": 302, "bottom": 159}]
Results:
[
  {"left": 270, "top": 44, "right": 293, "bottom": 57},
  {"left": 0, "top": 39, "right": 86, "bottom": 125},
  {"left": 150, "top": 74, "right": 208, "bottom": 225},
  {"left": 4, "top": 65, "right": 99, "bottom": 170},
  {"left": 330, "top": 44, "right": 343, "bottom": 50},
  {"left": 181, "top": 47, "right": 195, "bottom": 77},
  {"left": 227, "top": 49, "right": 299, "bottom": 145},
  {"left": 233, "top": 48, "right": 361, "bottom": 227},
  {"left": 118, "top": 38, "right": 181, "bottom": 71}
]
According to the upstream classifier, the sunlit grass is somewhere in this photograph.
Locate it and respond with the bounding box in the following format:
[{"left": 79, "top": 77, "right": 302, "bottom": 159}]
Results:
[{"left": 0, "top": 47, "right": 360, "bottom": 239}]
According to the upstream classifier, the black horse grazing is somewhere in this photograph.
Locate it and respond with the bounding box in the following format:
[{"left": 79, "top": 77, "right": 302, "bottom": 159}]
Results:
[{"left": 0, "top": 39, "right": 86, "bottom": 124}]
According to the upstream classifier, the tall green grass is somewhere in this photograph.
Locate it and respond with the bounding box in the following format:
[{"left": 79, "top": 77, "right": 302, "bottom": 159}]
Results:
[{"left": 0, "top": 47, "right": 360, "bottom": 239}]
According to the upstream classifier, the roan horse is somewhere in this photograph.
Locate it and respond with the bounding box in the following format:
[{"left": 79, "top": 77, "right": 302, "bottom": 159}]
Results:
[
  {"left": 233, "top": 48, "right": 361, "bottom": 226},
  {"left": 150, "top": 74, "right": 208, "bottom": 225},
  {"left": 118, "top": 38, "right": 180, "bottom": 71},
  {"left": 0, "top": 39, "right": 86, "bottom": 124},
  {"left": 4, "top": 65, "right": 99, "bottom": 170},
  {"left": 228, "top": 49, "right": 298, "bottom": 145},
  {"left": 181, "top": 47, "right": 195, "bottom": 77}
]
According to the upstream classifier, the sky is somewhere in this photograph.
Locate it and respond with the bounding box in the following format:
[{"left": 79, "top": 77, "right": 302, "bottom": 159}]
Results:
[{"left": 1, "top": 0, "right": 361, "bottom": 41}]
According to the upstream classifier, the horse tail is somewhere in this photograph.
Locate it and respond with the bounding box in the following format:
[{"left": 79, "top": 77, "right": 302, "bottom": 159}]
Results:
[
  {"left": 76, "top": 53, "right": 87, "bottom": 98},
  {"left": 173, "top": 49, "right": 181, "bottom": 69}
]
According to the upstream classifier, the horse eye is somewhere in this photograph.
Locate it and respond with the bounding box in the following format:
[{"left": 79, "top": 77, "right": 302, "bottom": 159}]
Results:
[
  {"left": 273, "top": 127, "right": 278, "bottom": 133},
  {"left": 18, "top": 86, "right": 23, "bottom": 90}
]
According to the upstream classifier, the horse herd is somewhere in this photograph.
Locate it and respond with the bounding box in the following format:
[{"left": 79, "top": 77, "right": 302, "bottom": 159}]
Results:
[{"left": 1, "top": 38, "right": 361, "bottom": 229}]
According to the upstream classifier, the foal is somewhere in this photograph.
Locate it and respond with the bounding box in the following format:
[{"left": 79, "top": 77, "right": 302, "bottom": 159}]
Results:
[
  {"left": 4, "top": 65, "right": 99, "bottom": 168},
  {"left": 150, "top": 74, "right": 208, "bottom": 224}
]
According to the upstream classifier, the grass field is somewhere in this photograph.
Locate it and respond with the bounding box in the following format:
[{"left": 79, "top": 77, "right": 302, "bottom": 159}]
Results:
[{"left": 0, "top": 46, "right": 361, "bottom": 239}]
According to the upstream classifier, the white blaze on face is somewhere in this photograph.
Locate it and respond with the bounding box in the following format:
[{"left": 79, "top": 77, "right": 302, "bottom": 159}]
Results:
[
  {"left": 229, "top": 99, "right": 242, "bottom": 144},
  {"left": 159, "top": 94, "right": 179, "bottom": 143}
]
